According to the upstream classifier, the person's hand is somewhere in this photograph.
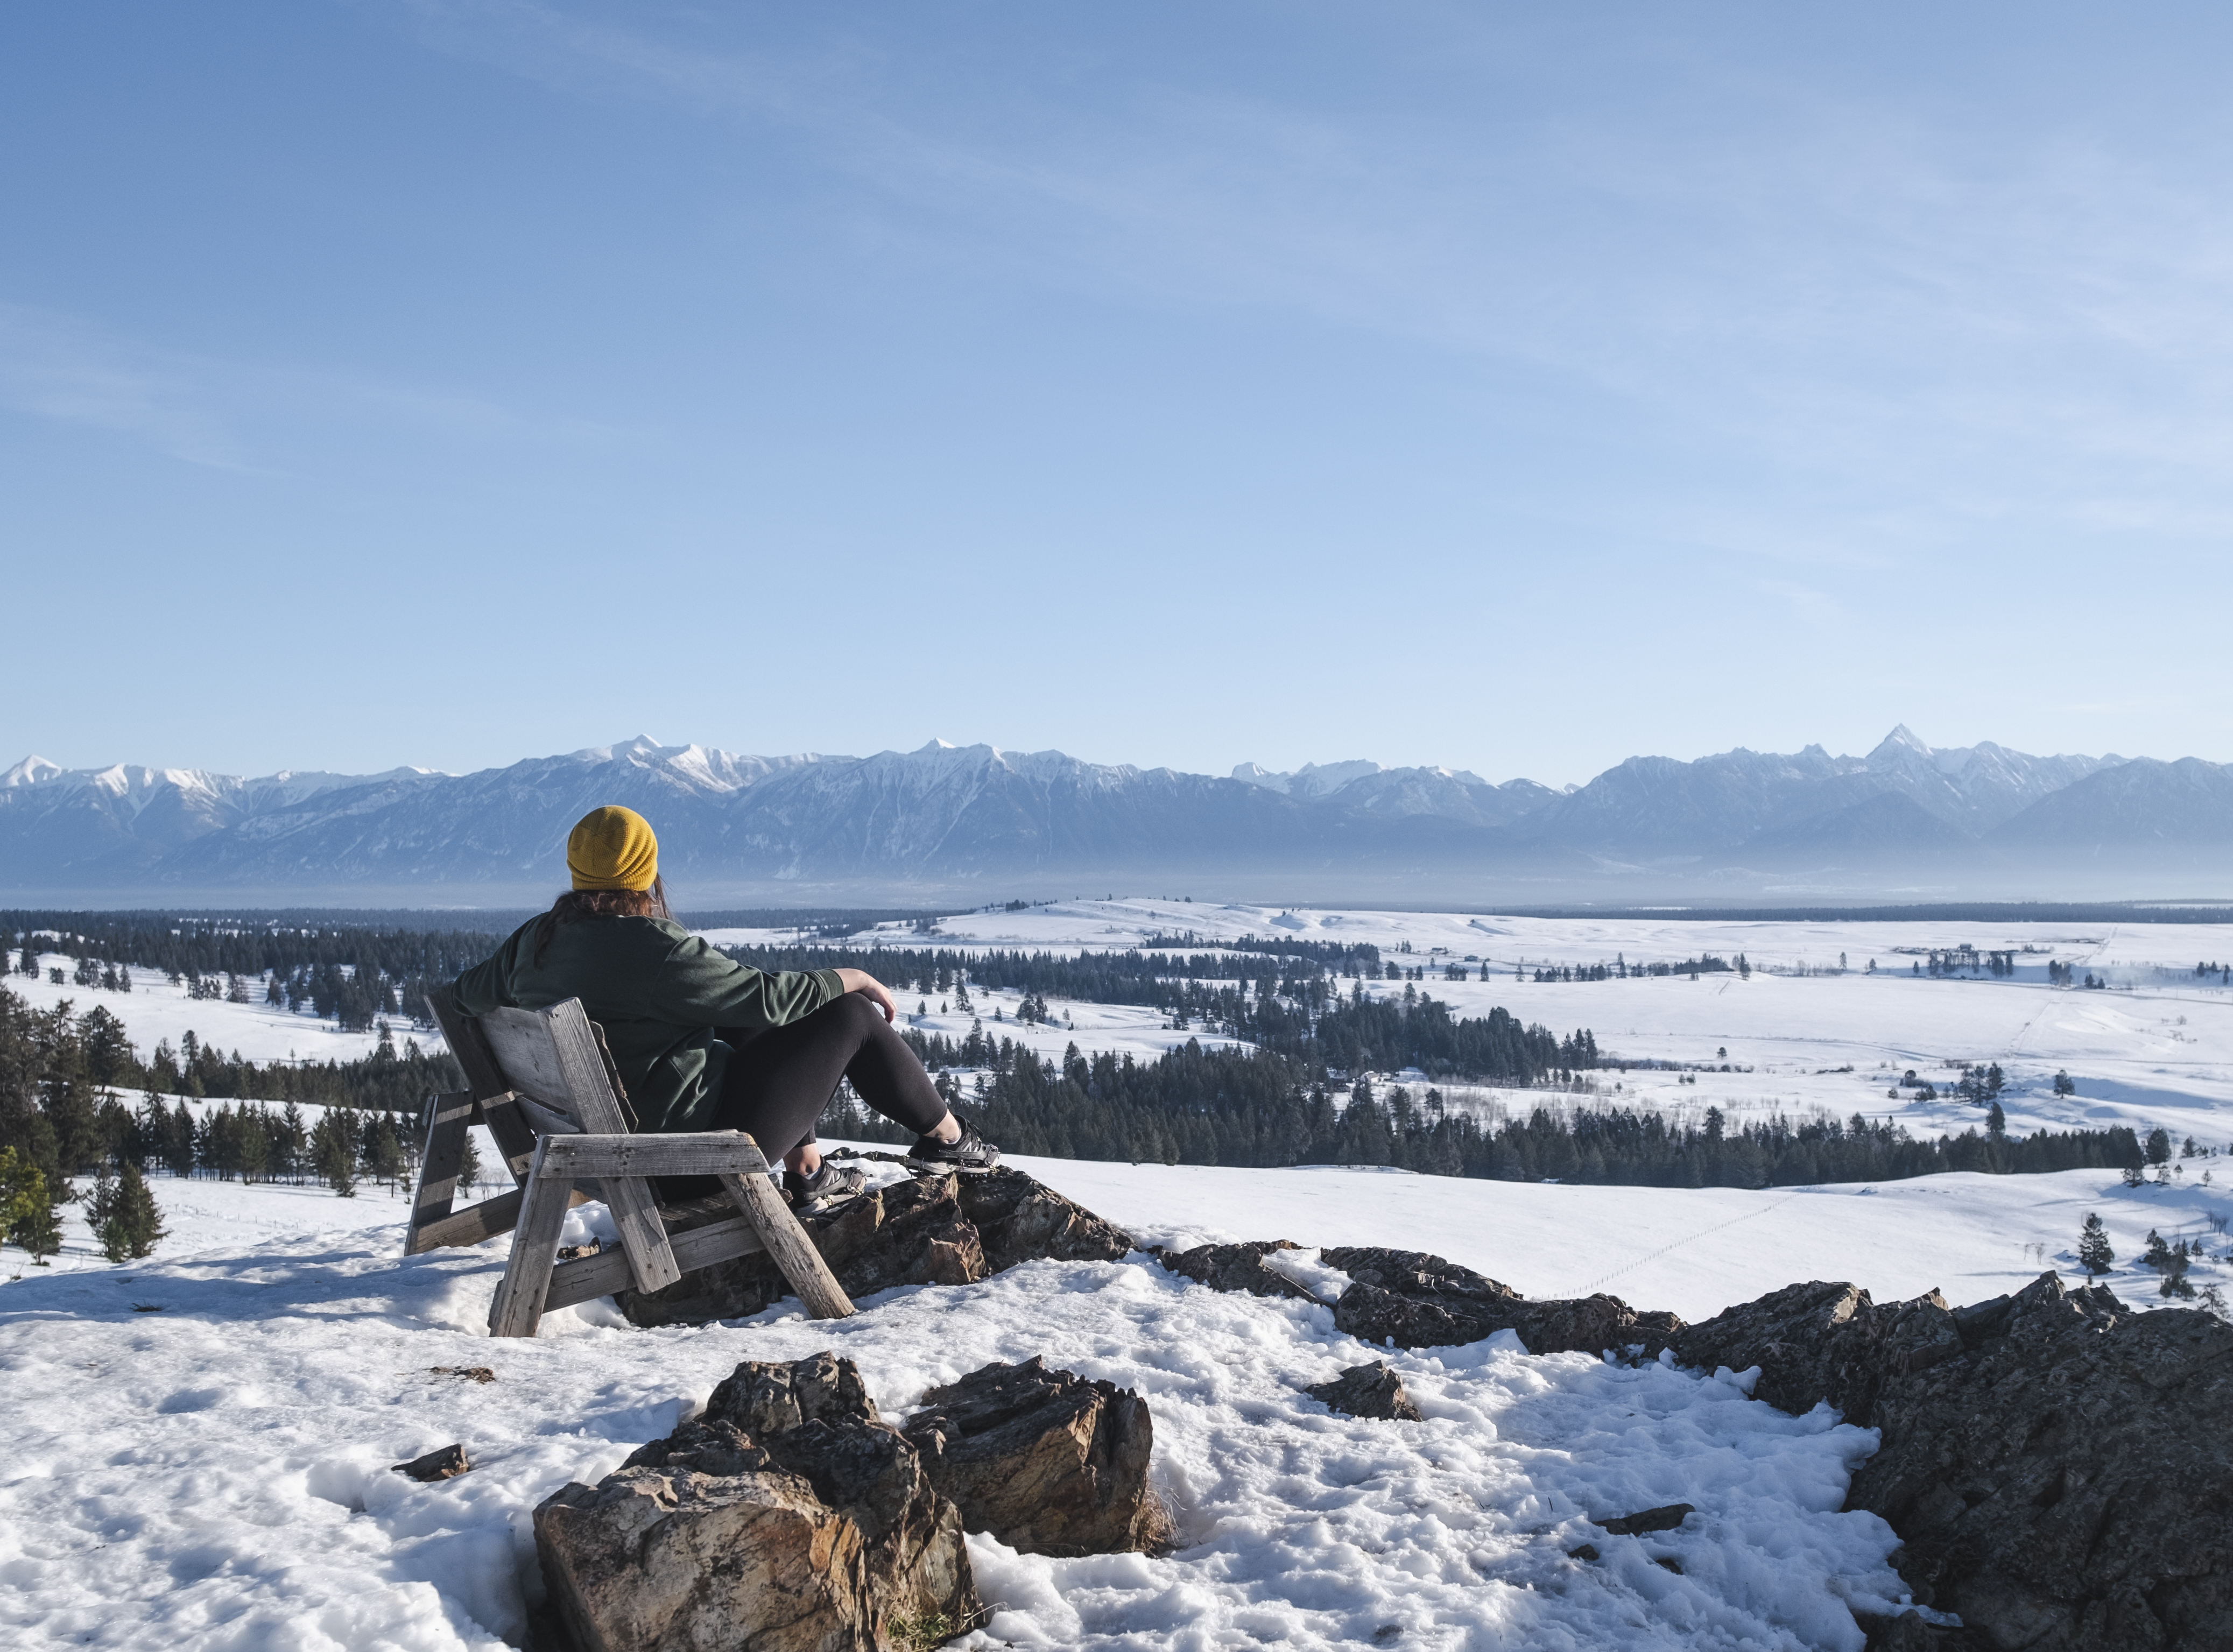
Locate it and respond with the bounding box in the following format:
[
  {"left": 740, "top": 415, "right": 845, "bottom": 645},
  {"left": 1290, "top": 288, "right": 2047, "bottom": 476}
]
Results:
[{"left": 835, "top": 968, "right": 898, "bottom": 1022}]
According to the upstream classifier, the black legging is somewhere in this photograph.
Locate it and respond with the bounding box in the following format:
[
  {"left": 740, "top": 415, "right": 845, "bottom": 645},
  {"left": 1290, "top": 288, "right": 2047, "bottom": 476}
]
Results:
[{"left": 708, "top": 993, "right": 948, "bottom": 1162}]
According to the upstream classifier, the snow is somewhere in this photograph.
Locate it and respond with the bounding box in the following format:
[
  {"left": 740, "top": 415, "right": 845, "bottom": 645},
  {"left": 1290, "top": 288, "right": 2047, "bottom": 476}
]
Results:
[
  {"left": 1, "top": 1149, "right": 1947, "bottom": 1651},
  {"left": 10, "top": 951, "right": 401, "bottom": 1065},
  {"left": 706, "top": 900, "right": 2233, "bottom": 1147},
  {"left": 13, "top": 901, "right": 2229, "bottom": 1647}
]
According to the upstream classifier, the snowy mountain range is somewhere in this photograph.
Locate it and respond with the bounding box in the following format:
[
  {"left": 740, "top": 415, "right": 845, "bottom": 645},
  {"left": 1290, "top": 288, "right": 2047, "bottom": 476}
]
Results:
[{"left": 2, "top": 726, "right": 2228, "bottom": 903}]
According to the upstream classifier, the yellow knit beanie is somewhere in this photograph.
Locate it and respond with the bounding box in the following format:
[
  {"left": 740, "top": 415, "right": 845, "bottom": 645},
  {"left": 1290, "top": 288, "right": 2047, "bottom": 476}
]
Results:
[{"left": 567, "top": 806, "right": 659, "bottom": 892}]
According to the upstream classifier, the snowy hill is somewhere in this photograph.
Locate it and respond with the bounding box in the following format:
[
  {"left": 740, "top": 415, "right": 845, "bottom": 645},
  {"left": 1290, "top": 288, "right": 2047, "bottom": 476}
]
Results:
[
  {"left": 11, "top": 1147, "right": 2217, "bottom": 1650},
  {"left": 1, "top": 728, "right": 2221, "bottom": 902}
]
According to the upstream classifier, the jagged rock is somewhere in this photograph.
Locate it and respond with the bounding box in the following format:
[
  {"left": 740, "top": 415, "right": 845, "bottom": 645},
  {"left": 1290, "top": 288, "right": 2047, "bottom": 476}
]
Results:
[
  {"left": 1322, "top": 1246, "right": 1682, "bottom": 1356},
  {"left": 618, "top": 1167, "right": 1130, "bottom": 1327},
  {"left": 1159, "top": 1239, "right": 1318, "bottom": 1302},
  {"left": 1306, "top": 1361, "right": 1422, "bottom": 1421},
  {"left": 1595, "top": 1502, "right": 1694, "bottom": 1536},
  {"left": 392, "top": 1443, "right": 469, "bottom": 1481},
  {"left": 1676, "top": 1272, "right": 2233, "bottom": 1650},
  {"left": 1663, "top": 1279, "right": 1966, "bottom": 1421},
  {"left": 536, "top": 1357, "right": 978, "bottom": 1652},
  {"left": 952, "top": 1165, "right": 1136, "bottom": 1273},
  {"left": 704, "top": 1349, "right": 882, "bottom": 1435},
  {"left": 901, "top": 1355, "right": 1167, "bottom": 1556}
]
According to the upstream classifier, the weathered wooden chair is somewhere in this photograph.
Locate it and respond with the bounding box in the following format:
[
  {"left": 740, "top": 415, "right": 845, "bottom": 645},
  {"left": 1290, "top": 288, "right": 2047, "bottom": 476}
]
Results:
[{"left": 409, "top": 986, "right": 853, "bottom": 1338}]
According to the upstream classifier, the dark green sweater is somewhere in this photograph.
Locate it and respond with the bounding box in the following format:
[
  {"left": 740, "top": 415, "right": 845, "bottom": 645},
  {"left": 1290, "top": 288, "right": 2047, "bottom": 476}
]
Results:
[{"left": 450, "top": 915, "right": 842, "bottom": 1133}]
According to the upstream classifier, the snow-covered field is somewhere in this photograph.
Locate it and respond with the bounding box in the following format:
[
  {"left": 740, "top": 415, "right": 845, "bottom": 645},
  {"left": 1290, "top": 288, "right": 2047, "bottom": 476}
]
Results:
[
  {"left": 713, "top": 900, "right": 2233, "bottom": 1148},
  {"left": 4, "top": 1148, "right": 2030, "bottom": 1652},
  {"left": 11, "top": 948, "right": 399, "bottom": 1065},
  {"left": 13, "top": 899, "right": 2222, "bottom": 1645}
]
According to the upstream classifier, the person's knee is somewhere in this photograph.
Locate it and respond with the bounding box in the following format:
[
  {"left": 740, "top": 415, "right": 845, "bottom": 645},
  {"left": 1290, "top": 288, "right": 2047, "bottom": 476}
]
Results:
[{"left": 829, "top": 991, "right": 883, "bottom": 1033}]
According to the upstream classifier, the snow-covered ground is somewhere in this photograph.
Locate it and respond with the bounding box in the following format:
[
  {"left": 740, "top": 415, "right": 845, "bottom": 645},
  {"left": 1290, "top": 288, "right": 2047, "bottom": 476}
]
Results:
[
  {"left": 713, "top": 900, "right": 2233, "bottom": 1148},
  {"left": 10, "top": 949, "right": 400, "bottom": 1065},
  {"left": 28, "top": 903, "right": 2233, "bottom": 1155},
  {"left": 5, "top": 1147, "right": 2040, "bottom": 1652}
]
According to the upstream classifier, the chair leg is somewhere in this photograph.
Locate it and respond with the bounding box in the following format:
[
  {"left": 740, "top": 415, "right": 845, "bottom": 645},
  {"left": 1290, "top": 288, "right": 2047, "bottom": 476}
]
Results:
[
  {"left": 488, "top": 1146, "right": 576, "bottom": 1338},
  {"left": 406, "top": 1091, "right": 474, "bottom": 1255},
  {"left": 718, "top": 1170, "right": 854, "bottom": 1321}
]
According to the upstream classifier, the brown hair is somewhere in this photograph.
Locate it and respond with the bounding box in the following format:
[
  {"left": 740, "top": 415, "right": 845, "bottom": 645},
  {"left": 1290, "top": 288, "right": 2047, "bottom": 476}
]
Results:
[{"left": 532, "top": 874, "right": 673, "bottom": 965}]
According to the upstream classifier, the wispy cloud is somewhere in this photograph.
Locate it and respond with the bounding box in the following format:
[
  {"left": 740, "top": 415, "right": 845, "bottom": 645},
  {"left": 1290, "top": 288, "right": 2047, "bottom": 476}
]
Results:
[
  {"left": 0, "top": 304, "right": 249, "bottom": 469},
  {"left": 396, "top": 2, "right": 2233, "bottom": 543}
]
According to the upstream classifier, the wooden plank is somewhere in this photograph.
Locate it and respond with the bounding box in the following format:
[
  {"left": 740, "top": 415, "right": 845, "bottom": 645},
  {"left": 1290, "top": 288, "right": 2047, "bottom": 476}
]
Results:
[
  {"left": 721, "top": 1160, "right": 854, "bottom": 1321},
  {"left": 538, "top": 1131, "right": 773, "bottom": 1180},
  {"left": 487, "top": 1142, "right": 576, "bottom": 1338},
  {"left": 416, "top": 1187, "right": 523, "bottom": 1251},
  {"left": 476, "top": 1007, "right": 582, "bottom": 1122},
  {"left": 414, "top": 1183, "right": 599, "bottom": 1253},
  {"left": 405, "top": 1090, "right": 476, "bottom": 1255},
  {"left": 541, "top": 1001, "right": 679, "bottom": 1294},
  {"left": 478, "top": 1091, "right": 539, "bottom": 1184},
  {"left": 511, "top": 1092, "right": 581, "bottom": 1140},
  {"left": 542, "top": 1215, "right": 770, "bottom": 1312},
  {"left": 588, "top": 1020, "right": 640, "bottom": 1132},
  {"left": 426, "top": 983, "right": 509, "bottom": 1100}
]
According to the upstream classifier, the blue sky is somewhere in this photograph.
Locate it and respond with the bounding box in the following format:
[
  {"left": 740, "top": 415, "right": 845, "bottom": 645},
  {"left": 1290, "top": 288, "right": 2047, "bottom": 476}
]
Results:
[{"left": 6, "top": 2, "right": 2232, "bottom": 786}]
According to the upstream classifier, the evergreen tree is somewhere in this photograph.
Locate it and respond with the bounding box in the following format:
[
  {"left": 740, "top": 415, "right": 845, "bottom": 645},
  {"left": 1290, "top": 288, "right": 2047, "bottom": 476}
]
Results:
[
  {"left": 1987, "top": 1102, "right": 2007, "bottom": 1142},
  {"left": 2143, "top": 1229, "right": 2172, "bottom": 1272},
  {"left": 2078, "top": 1212, "right": 2114, "bottom": 1276},
  {"left": 2053, "top": 1070, "right": 2076, "bottom": 1096},
  {"left": 87, "top": 1161, "right": 166, "bottom": 1262},
  {"left": 109, "top": 1162, "right": 165, "bottom": 1258},
  {"left": 0, "top": 1144, "right": 61, "bottom": 1262},
  {"left": 456, "top": 1126, "right": 484, "bottom": 1197},
  {"left": 312, "top": 1109, "right": 359, "bottom": 1196}
]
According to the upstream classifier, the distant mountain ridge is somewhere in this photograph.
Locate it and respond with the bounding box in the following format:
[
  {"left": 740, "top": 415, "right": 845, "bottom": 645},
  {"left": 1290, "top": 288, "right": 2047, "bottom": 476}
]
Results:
[{"left": 2, "top": 728, "right": 2225, "bottom": 903}]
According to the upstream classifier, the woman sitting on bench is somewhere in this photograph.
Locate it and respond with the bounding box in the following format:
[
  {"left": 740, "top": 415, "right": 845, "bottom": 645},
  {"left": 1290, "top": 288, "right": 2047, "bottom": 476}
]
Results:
[{"left": 450, "top": 804, "right": 997, "bottom": 1210}]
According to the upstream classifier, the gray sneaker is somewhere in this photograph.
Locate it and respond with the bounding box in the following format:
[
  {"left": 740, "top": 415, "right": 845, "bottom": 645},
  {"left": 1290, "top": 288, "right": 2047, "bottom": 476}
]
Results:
[
  {"left": 783, "top": 1160, "right": 868, "bottom": 1213},
  {"left": 904, "top": 1113, "right": 1001, "bottom": 1175}
]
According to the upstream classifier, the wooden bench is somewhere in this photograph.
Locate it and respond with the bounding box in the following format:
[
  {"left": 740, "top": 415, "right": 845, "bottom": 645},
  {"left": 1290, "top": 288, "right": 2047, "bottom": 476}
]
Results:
[{"left": 410, "top": 985, "right": 853, "bottom": 1338}]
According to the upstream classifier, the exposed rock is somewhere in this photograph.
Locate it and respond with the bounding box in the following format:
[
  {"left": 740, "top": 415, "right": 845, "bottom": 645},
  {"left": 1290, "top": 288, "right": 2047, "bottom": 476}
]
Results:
[
  {"left": 618, "top": 1167, "right": 1131, "bottom": 1328},
  {"left": 901, "top": 1356, "right": 1167, "bottom": 1556},
  {"left": 1159, "top": 1239, "right": 1318, "bottom": 1302},
  {"left": 536, "top": 1359, "right": 978, "bottom": 1652},
  {"left": 1322, "top": 1246, "right": 1683, "bottom": 1356},
  {"left": 1676, "top": 1272, "right": 2233, "bottom": 1650},
  {"left": 1663, "top": 1279, "right": 1965, "bottom": 1421},
  {"left": 1595, "top": 1502, "right": 1694, "bottom": 1536},
  {"left": 1306, "top": 1361, "right": 1422, "bottom": 1421},
  {"left": 952, "top": 1165, "right": 1136, "bottom": 1273},
  {"left": 703, "top": 1349, "right": 882, "bottom": 1436},
  {"left": 428, "top": 1365, "right": 495, "bottom": 1384},
  {"left": 392, "top": 1443, "right": 469, "bottom": 1481}
]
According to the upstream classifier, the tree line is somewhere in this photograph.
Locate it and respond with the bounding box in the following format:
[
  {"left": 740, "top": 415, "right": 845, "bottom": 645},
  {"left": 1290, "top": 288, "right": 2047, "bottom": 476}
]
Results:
[
  {"left": 5, "top": 911, "right": 505, "bottom": 1033},
  {"left": 828, "top": 1024, "right": 2144, "bottom": 1186}
]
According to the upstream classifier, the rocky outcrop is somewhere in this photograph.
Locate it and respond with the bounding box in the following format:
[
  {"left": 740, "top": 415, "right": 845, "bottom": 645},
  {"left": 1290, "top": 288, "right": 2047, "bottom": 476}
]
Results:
[
  {"left": 1663, "top": 1279, "right": 1967, "bottom": 1421},
  {"left": 534, "top": 1355, "right": 978, "bottom": 1652},
  {"left": 951, "top": 1165, "right": 1136, "bottom": 1274},
  {"left": 1676, "top": 1273, "right": 2233, "bottom": 1650},
  {"left": 901, "top": 1356, "right": 1168, "bottom": 1557},
  {"left": 1306, "top": 1361, "right": 1422, "bottom": 1421},
  {"left": 618, "top": 1167, "right": 1133, "bottom": 1328},
  {"left": 1158, "top": 1240, "right": 1318, "bottom": 1302},
  {"left": 1323, "top": 1246, "right": 1683, "bottom": 1356},
  {"left": 703, "top": 1348, "right": 882, "bottom": 1436}
]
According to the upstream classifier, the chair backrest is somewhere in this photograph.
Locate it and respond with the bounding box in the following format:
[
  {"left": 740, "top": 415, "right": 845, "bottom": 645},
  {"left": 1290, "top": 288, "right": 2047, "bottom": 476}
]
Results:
[
  {"left": 474, "top": 1000, "right": 637, "bottom": 1135},
  {"left": 422, "top": 987, "right": 638, "bottom": 1185}
]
